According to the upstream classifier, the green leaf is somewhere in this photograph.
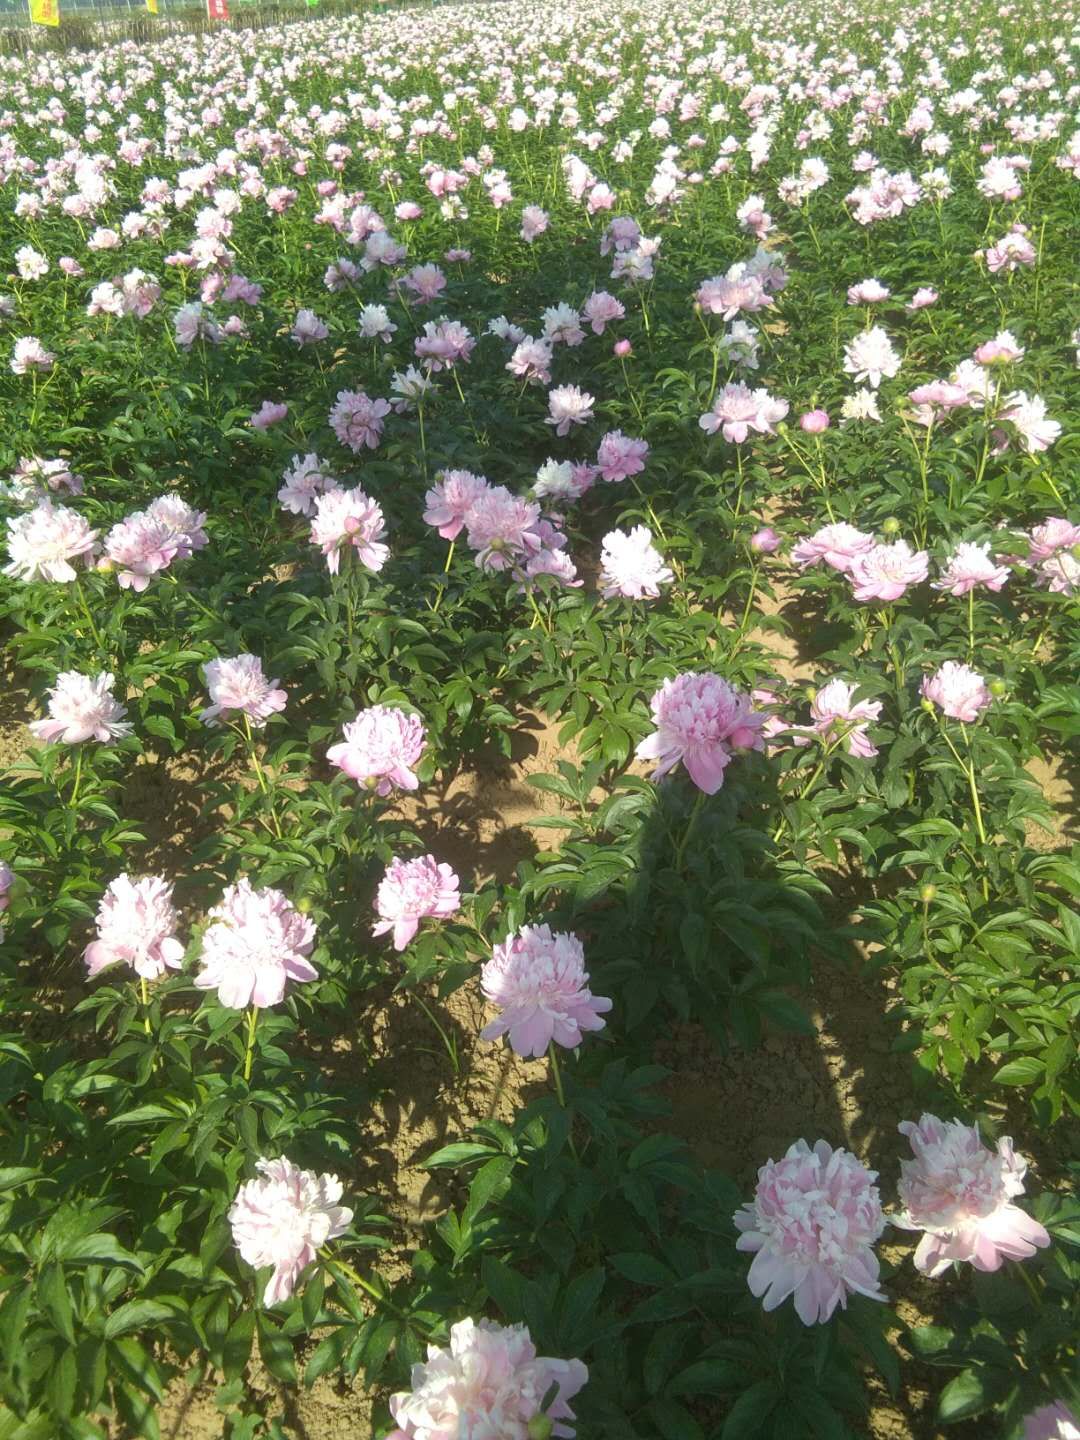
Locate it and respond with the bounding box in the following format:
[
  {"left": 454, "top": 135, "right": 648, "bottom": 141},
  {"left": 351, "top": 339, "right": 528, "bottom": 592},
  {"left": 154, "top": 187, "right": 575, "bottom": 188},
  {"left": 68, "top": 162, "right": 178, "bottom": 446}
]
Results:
[
  {"left": 223, "top": 1310, "right": 255, "bottom": 1382},
  {"left": 257, "top": 1315, "right": 297, "bottom": 1385},
  {"left": 992, "top": 1057, "right": 1045, "bottom": 1087},
  {"left": 610, "top": 1252, "right": 677, "bottom": 1287},
  {"left": 937, "top": 1368, "right": 993, "bottom": 1423},
  {"left": 721, "top": 1380, "right": 780, "bottom": 1438},
  {"left": 422, "top": 1142, "right": 498, "bottom": 1169},
  {"left": 103, "top": 1301, "right": 177, "bottom": 1341},
  {"left": 61, "top": 1235, "right": 143, "bottom": 1273},
  {"left": 464, "top": 1156, "right": 514, "bottom": 1222},
  {"left": 38, "top": 1265, "right": 75, "bottom": 1344}
]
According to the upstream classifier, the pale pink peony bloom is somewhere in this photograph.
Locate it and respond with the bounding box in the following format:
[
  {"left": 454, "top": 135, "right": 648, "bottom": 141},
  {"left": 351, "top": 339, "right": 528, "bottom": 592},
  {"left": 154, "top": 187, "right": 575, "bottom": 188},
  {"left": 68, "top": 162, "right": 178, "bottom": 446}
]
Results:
[
  {"left": 10, "top": 337, "right": 55, "bottom": 374},
  {"left": 480, "top": 924, "right": 611, "bottom": 1057},
  {"left": 0, "top": 860, "right": 12, "bottom": 940},
  {"left": 329, "top": 389, "right": 390, "bottom": 453},
  {"left": 279, "top": 454, "right": 337, "bottom": 517},
  {"left": 582, "top": 290, "right": 624, "bottom": 335},
  {"left": 847, "top": 278, "right": 890, "bottom": 304},
  {"left": 546, "top": 385, "right": 595, "bottom": 436},
  {"left": 613, "top": 338, "right": 633, "bottom": 359},
  {"left": 104, "top": 511, "right": 180, "bottom": 591},
  {"left": 906, "top": 287, "right": 939, "bottom": 310},
  {"left": 390, "top": 366, "right": 433, "bottom": 414},
  {"left": 533, "top": 459, "right": 595, "bottom": 503},
  {"left": 310, "top": 487, "right": 389, "bottom": 575},
  {"left": 194, "top": 879, "right": 317, "bottom": 1009},
  {"left": 251, "top": 400, "right": 288, "bottom": 431},
  {"left": 934, "top": 542, "right": 1010, "bottom": 596},
  {"left": 464, "top": 486, "right": 542, "bottom": 571},
  {"left": 372, "top": 855, "right": 461, "bottom": 951},
  {"left": 1025, "top": 518, "right": 1080, "bottom": 564},
  {"left": 542, "top": 303, "right": 585, "bottom": 348},
  {"left": 696, "top": 273, "right": 772, "bottom": 320},
  {"left": 6, "top": 456, "right": 82, "bottom": 504},
  {"left": 636, "top": 672, "right": 765, "bottom": 793},
  {"left": 327, "top": 705, "right": 425, "bottom": 795},
  {"left": 699, "top": 382, "right": 788, "bottom": 442},
  {"left": 145, "top": 496, "right": 207, "bottom": 558},
  {"left": 1001, "top": 392, "right": 1061, "bottom": 454},
  {"left": 807, "top": 679, "right": 882, "bottom": 759},
  {"left": 200, "top": 655, "right": 287, "bottom": 729},
  {"left": 229, "top": 1157, "right": 352, "bottom": 1307},
  {"left": 849, "top": 540, "right": 929, "bottom": 602},
  {"left": 388, "top": 1317, "right": 588, "bottom": 1440},
  {"left": 733, "top": 1139, "right": 886, "bottom": 1325},
  {"left": 402, "top": 264, "right": 447, "bottom": 305},
  {"left": 599, "top": 526, "right": 673, "bottom": 600},
  {"left": 423, "top": 470, "right": 490, "bottom": 541},
  {"left": 395, "top": 201, "right": 422, "bottom": 221},
  {"left": 414, "top": 318, "right": 475, "bottom": 371},
  {"left": 358, "top": 304, "right": 397, "bottom": 342},
  {"left": 920, "top": 662, "right": 992, "bottom": 722},
  {"left": 895, "top": 1115, "right": 1050, "bottom": 1277},
  {"left": 799, "top": 409, "right": 831, "bottom": 433},
  {"left": 984, "top": 228, "right": 1036, "bottom": 273},
  {"left": 974, "top": 330, "right": 1024, "bottom": 365},
  {"left": 596, "top": 430, "right": 648, "bottom": 482},
  {"left": 843, "top": 327, "right": 901, "bottom": 389},
  {"left": 30, "top": 671, "right": 131, "bottom": 744},
  {"left": 84, "top": 874, "right": 185, "bottom": 979},
  {"left": 751, "top": 527, "right": 781, "bottom": 554},
  {"left": 507, "top": 337, "right": 554, "bottom": 386},
  {"left": 520, "top": 205, "right": 549, "bottom": 242},
  {"left": 791, "top": 523, "right": 875, "bottom": 574},
  {"left": 1022, "top": 1404, "right": 1080, "bottom": 1440},
  {"left": 5, "top": 501, "right": 98, "bottom": 582}
]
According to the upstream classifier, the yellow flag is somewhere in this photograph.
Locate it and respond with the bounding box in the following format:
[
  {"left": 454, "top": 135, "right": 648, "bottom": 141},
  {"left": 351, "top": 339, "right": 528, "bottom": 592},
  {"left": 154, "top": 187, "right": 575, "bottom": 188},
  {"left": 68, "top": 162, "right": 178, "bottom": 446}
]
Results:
[
  {"left": 29, "top": 0, "right": 59, "bottom": 26},
  {"left": 145, "top": 0, "right": 158, "bottom": 14}
]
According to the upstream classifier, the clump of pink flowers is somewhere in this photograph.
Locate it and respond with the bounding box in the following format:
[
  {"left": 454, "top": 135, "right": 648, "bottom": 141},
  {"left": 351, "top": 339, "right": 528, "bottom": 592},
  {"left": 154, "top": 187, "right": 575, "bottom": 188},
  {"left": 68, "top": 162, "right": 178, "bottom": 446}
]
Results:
[
  {"left": 699, "top": 382, "right": 788, "bottom": 442},
  {"left": 800, "top": 679, "right": 882, "bottom": 758},
  {"left": 894, "top": 1115, "right": 1050, "bottom": 1276},
  {"left": 934, "top": 542, "right": 1010, "bottom": 596},
  {"left": 84, "top": 874, "right": 185, "bottom": 980},
  {"left": 422, "top": 470, "right": 489, "bottom": 541},
  {"left": 792, "top": 523, "right": 874, "bottom": 573},
  {"left": 387, "top": 1318, "right": 588, "bottom": 1440},
  {"left": 229, "top": 1157, "right": 352, "bottom": 1306},
  {"left": 849, "top": 539, "right": 929, "bottom": 602},
  {"left": 733, "top": 1138, "right": 886, "bottom": 1324},
  {"left": 920, "top": 663, "right": 992, "bottom": 723},
  {"left": 310, "top": 487, "right": 389, "bottom": 574},
  {"left": 200, "top": 656, "right": 287, "bottom": 729},
  {"left": 327, "top": 704, "right": 426, "bottom": 794},
  {"left": 194, "top": 880, "right": 317, "bottom": 1009},
  {"left": 29, "top": 671, "right": 131, "bottom": 745},
  {"left": 636, "top": 673, "right": 765, "bottom": 793},
  {"left": 329, "top": 389, "right": 390, "bottom": 452},
  {"left": 596, "top": 431, "right": 648, "bottom": 482},
  {"left": 5, "top": 501, "right": 98, "bottom": 583},
  {"left": 279, "top": 454, "right": 337, "bottom": 517},
  {"left": 372, "top": 855, "right": 461, "bottom": 951},
  {"left": 480, "top": 924, "right": 611, "bottom": 1058}
]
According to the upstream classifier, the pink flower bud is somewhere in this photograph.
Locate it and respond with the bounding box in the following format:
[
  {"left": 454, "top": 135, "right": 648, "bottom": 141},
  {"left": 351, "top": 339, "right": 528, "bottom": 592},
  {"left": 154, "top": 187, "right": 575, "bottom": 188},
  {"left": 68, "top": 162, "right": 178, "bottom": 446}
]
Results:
[
  {"left": 613, "top": 338, "right": 632, "bottom": 358},
  {"left": 800, "top": 409, "right": 830, "bottom": 434},
  {"left": 750, "top": 526, "right": 781, "bottom": 554}
]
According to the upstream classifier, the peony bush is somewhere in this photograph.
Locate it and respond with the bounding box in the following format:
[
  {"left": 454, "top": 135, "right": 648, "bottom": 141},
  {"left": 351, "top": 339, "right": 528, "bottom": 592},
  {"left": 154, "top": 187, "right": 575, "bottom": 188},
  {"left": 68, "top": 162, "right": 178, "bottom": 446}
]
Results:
[{"left": 0, "top": 0, "right": 1077, "bottom": 1436}]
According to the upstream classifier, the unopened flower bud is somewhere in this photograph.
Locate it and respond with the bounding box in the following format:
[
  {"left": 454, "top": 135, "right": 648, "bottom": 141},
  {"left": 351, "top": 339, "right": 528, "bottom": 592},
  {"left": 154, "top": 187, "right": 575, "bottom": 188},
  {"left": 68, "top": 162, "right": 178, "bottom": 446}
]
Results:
[
  {"left": 613, "top": 338, "right": 632, "bottom": 358},
  {"left": 96, "top": 557, "right": 115, "bottom": 573},
  {"left": 296, "top": 896, "right": 314, "bottom": 913},
  {"left": 921, "top": 697, "right": 936, "bottom": 713},
  {"left": 919, "top": 883, "right": 937, "bottom": 903},
  {"left": 988, "top": 678, "right": 1007, "bottom": 697},
  {"left": 750, "top": 526, "right": 781, "bottom": 554},
  {"left": 528, "top": 1418, "right": 554, "bottom": 1440},
  {"left": 799, "top": 408, "right": 830, "bottom": 434},
  {"left": 882, "top": 517, "right": 902, "bottom": 536}
]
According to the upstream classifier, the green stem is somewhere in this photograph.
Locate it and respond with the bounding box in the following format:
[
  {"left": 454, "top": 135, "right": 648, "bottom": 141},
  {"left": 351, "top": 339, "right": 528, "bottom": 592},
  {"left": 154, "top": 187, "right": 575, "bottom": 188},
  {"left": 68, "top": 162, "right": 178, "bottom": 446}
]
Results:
[
  {"left": 547, "top": 1042, "right": 579, "bottom": 1160},
  {"left": 243, "top": 1005, "right": 259, "bottom": 1082},
  {"left": 967, "top": 588, "right": 975, "bottom": 661},
  {"left": 69, "top": 748, "right": 83, "bottom": 808},
  {"left": 673, "top": 788, "right": 706, "bottom": 871},
  {"left": 409, "top": 990, "right": 459, "bottom": 1077},
  {"left": 139, "top": 976, "right": 151, "bottom": 1036},
  {"left": 324, "top": 1256, "right": 407, "bottom": 1320},
  {"left": 1012, "top": 1257, "right": 1043, "bottom": 1308},
  {"left": 74, "top": 578, "right": 106, "bottom": 652},
  {"left": 939, "top": 722, "right": 988, "bottom": 848},
  {"left": 242, "top": 715, "right": 282, "bottom": 838}
]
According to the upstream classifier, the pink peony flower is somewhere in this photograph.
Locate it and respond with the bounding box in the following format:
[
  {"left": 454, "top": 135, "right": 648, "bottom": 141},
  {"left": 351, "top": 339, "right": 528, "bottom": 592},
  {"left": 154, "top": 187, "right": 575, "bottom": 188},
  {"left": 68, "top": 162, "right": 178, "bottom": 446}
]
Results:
[
  {"left": 0, "top": 860, "right": 12, "bottom": 940},
  {"left": 520, "top": 205, "right": 549, "bottom": 242},
  {"left": 733, "top": 1138, "right": 886, "bottom": 1325},
  {"left": 974, "top": 330, "right": 1024, "bottom": 365},
  {"left": 847, "top": 278, "right": 890, "bottom": 304},
  {"left": 807, "top": 679, "right": 883, "bottom": 758},
  {"left": 279, "top": 453, "right": 337, "bottom": 517},
  {"left": 194, "top": 879, "right": 317, "bottom": 1009},
  {"left": 934, "top": 542, "right": 1010, "bottom": 596},
  {"left": 423, "top": 470, "right": 490, "bottom": 541},
  {"left": 895, "top": 1115, "right": 1050, "bottom": 1277},
  {"left": 358, "top": 304, "right": 397, "bottom": 342},
  {"left": 699, "top": 382, "right": 788, "bottom": 442},
  {"left": 906, "top": 287, "right": 939, "bottom": 310},
  {"left": 104, "top": 511, "right": 180, "bottom": 591},
  {"left": 250, "top": 400, "right": 288, "bottom": 431},
  {"left": 372, "top": 855, "right": 461, "bottom": 950},
  {"left": 596, "top": 430, "right": 648, "bottom": 482},
  {"left": 546, "top": 385, "right": 595, "bottom": 436},
  {"left": 414, "top": 318, "right": 475, "bottom": 371},
  {"left": 84, "top": 874, "right": 185, "bottom": 980},
  {"left": 1022, "top": 1404, "right": 1079, "bottom": 1440},
  {"left": 310, "top": 487, "right": 389, "bottom": 575},
  {"left": 1025, "top": 518, "right": 1080, "bottom": 564},
  {"left": 635, "top": 672, "right": 765, "bottom": 793},
  {"left": 10, "top": 336, "right": 55, "bottom": 374},
  {"left": 229, "top": 1157, "right": 352, "bottom": 1307},
  {"left": 920, "top": 662, "right": 992, "bottom": 723},
  {"left": 799, "top": 409, "right": 831, "bottom": 433},
  {"left": 849, "top": 540, "right": 929, "bottom": 602},
  {"left": 1001, "top": 392, "right": 1061, "bottom": 454},
  {"left": 145, "top": 495, "right": 207, "bottom": 557},
  {"left": 507, "top": 337, "right": 554, "bottom": 387},
  {"left": 750, "top": 526, "right": 781, "bottom": 554},
  {"left": 791, "top": 523, "right": 874, "bottom": 574},
  {"left": 327, "top": 705, "right": 425, "bottom": 795},
  {"left": 6, "top": 456, "right": 83, "bottom": 503},
  {"left": 582, "top": 290, "right": 625, "bottom": 335},
  {"left": 388, "top": 1317, "right": 588, "bottom": 1440},
  {"left": 613, "top": 338, "right": 633, "bottom": 359},
  {"left": 480, "top": 924, "right": 611, "bottom": 1057},
  {"left": 463, "top": 486, "right": 541, "bottom": 571},
  {"left": 29, "top": 671, "right": 131, "bottom": 744},
  {"left": 542, "top": 303, "right": 585, "bottom": 348},
  {"left": 600, "top": 526, "right": 673, "bottom": 600},
  {"left": 329, "top": 389, "right": 391, "bottom": 453},
  {"left": 200, "top": 655, "right": 287, "bottom": 729},
  {"left": 5, "top": 501, "right": 98, "bottom": 583}
]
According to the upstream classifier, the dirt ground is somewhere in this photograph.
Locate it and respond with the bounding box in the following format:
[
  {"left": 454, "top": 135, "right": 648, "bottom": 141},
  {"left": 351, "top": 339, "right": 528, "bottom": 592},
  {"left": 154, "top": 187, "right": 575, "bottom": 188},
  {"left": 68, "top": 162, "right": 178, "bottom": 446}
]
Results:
[{"left": 5, "top": 626, "right": 1076, "bottom": 1440}]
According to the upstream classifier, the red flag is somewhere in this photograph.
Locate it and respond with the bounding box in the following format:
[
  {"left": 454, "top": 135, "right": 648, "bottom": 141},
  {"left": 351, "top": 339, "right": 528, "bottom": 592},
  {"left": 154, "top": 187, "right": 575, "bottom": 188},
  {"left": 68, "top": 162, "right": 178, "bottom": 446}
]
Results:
[{"left": 206, "top": 0, "right": 228, "bottom": 18}]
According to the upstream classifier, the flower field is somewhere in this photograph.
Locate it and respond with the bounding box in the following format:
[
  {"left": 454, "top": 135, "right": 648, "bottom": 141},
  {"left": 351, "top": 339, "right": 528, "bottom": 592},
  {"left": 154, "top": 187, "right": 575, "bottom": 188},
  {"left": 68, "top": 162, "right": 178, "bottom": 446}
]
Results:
[{"left": 1, "top": 0, "right": 1079, "bottom": 1435}]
